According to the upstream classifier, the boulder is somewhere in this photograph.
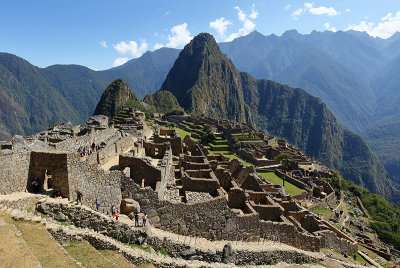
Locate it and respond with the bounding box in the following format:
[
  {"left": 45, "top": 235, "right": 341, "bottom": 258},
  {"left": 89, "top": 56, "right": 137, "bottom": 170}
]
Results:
[
  {"left": 54, "top": 212, "right": 67, "bottom": 222},
  {"left": 222, "top": 242, "right": 234, "bottom": 264},
  {"left": 120, "top": 199, "right": 140, "bottom": 214}
]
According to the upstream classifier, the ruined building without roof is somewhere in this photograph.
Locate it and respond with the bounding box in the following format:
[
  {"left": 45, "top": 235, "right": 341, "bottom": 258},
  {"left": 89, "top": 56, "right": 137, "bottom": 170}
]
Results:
[{"left": 0, "top": 112, "right": 359, "bottom": 257}]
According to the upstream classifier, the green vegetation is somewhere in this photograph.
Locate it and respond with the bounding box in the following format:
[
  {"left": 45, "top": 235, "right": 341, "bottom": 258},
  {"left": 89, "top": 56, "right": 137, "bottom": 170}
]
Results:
[
  {"left": 257, "top": 172, "right": 306, "bottom": 196},
  {"left": 313, "top": 208, "right": 332, "bottom": 218},
  {"left": 94, "top": 79, "right": 137, "bottom": 117},
  {"left": 127, "top": 243, "right": 169, "bottom": 257},
  {"left": 327, "top": 178, "right": 400, "bottom": 250},
  {"left": 274, "top": 152, "right": 293, "bottom": 161},
  {"left": 143, "top": 90, "right": 182, "bottom": 114}
]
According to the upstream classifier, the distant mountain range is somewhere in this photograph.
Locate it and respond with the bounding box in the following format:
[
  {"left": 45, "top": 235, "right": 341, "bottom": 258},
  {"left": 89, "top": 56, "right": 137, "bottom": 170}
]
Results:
[{"left": 1, "top": 30, "right": 400, "bottom": 199}]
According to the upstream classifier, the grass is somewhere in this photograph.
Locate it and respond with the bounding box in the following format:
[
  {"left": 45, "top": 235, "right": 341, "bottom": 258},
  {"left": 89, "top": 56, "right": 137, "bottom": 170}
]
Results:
[
  {"left": 257, "top": 172, "right": 306, "bottom": 196},
  {"left": 99, "top": 250, "right": 134, "bottom": 267},
  {"left": 127, "top": 243, "right": 170, "bottom": 257},
  {"left": 351, "top": 253, "right": 368, "bottom": 264},
  {"left": 0, "top": 213, "right": 38, "bottom": 268},
  {"left": 16, "top": 221, "right": 79, "bottom": 267},
  {"left": 313, "top": 208, "right": 332, "bottom": 218},
  {"left": 64, "top": 240, "right": 133, "bottom": 268}
]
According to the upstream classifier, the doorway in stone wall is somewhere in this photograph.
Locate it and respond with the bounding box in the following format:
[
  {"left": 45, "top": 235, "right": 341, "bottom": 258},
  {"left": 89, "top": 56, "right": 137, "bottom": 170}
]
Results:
[{"left": 43, "top": 169, "right": 53, "bottom": 192}]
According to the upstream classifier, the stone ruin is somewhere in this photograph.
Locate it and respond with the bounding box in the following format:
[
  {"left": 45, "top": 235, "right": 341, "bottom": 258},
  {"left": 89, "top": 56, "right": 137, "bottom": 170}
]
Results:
[{"left": 0, "top": 112, "right": 363, "bottom": 262}]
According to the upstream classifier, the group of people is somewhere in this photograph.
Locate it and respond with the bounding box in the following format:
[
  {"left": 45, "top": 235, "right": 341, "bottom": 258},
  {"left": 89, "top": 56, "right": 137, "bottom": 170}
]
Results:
[
  {"left": 77, "top": 142, "right": 99, "bottom": 157},
  {"left": 76, "top": 192, "right": 148, "bottom": 227}
]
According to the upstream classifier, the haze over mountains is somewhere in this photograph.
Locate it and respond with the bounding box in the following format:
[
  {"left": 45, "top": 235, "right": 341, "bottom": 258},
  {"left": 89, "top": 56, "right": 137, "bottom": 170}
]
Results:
[{"left": 1, "top": 30, "right": 400, "bottom": 201}]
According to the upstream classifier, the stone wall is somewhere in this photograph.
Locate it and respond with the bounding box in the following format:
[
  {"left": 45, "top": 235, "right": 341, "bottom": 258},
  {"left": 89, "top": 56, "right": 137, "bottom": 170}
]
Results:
[
  {"left": 121, "top": 175, "right": 322, "bottom": 252},
  {"left": 67, "top": 154, "right": 122, "bottom": 211},
  {"left": 0, "top": 149, "right": 31, "bottom": 194},
  {"left": 97, "top": 135, "right": 134, "bottom": 165},
  {"left": 120, "top": 155, "right": 162, "bottom": 190},
  {"left": 34, "top": 199, "right": 320, "bottom": 266},
  {"left": 310, "top": 192, "right": 337, "bottom": 212},
  {"left": 316, "top": 230, "right": 358, "bottom": 256},
  {"left": 55, "top": 127, "right": 117, "bottom": 152},
  {"left": 29, "top": 151, "right": 70, "bottom": 196}
]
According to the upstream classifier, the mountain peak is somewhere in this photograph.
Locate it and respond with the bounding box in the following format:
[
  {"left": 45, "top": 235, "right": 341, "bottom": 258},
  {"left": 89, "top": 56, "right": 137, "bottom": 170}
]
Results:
[
  {"left": 160, "top": 32, "right": 248, "bottom": 123},
  {"left": 282, "top": 29, "right": 300, "bottom": 39},
  {"left": 93, "top": 79, "right": 137, "bottom": 117}
]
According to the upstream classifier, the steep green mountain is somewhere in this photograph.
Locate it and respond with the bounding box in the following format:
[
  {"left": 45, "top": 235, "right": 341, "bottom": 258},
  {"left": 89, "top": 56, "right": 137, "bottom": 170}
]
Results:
[
  {"left": 93, "top": 79, "right": 136, "bottom": 117},
  {"left": 157, "top": 32, "right": 399, "bottom": 204},
  {"left": 0, "top": 49, "right": 179, "bottom": 140},
  {"left": 142, "top": 90, "right": 181, "bottom": 113},
  {"left": 219, "top": 31, "right": 377, "bottom": 132},
  {"left": 0, "top": 53, "right": 81, "bottom": 139},
  {"left": 160, "top": 33, "right": 251, "bottom": 124},
  {"left": 362, "top": 121, "right": 400, "bottom": 188}
]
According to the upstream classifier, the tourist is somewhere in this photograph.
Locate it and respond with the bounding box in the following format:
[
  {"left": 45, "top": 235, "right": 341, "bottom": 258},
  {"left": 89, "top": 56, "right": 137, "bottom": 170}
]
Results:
[
  {"left": 134, "top": 212, "right": 139, "bottom": 227},
  {"left": 95, "top": 199, "right": 100, "bottom": 211},
  {"left": 111, "top": 205, "right": 116, "bottom": 216},
  {"left": 210, "top": 230, "right": 216, "bottom": 242},
  {"left": 114, "top": 213, "right": 119, "bottom": 221},
  {"left": 31, "top": 178, "right": 40, "bottom": 193},
  {"left": 142, "top": 213, "right": 147, "bottom": 227},
  {"left": 76, "top": 190, "right": 83, "bottom": 205}
]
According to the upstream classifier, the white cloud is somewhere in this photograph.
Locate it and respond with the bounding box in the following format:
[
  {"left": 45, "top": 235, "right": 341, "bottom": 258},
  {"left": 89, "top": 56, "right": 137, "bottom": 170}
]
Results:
[
  {"left": 99, "top": 41, "right": 107, "bottom": 48},
  {"left": 154, "top": 43, "right": 163, "bottom": 50},
  {"left": 209, "top": 17, "right": 232, "bottom": 37},
  {"left": 309, "top": 6, "right": 340, "bottom": 16},
  {"left": 292, "top": 2, "right": 340, "bottom": 19},
  {"left": 112, "top": 57, "right": 128, "bottom": 67},
  {"left": 347, "top": 11, "right": 400, "bottom": 39},
  {"left": 284, "top": 4, "right": 291, "bottom": 10},
  {"left": 249, "top": 4, "right": 259, "bottom": 19},
  {"left": 113, "top": 40, "right": 148, "bottom": 58},
  {"left": 225, "top": 5, "right": 258, "bottom": 42},
  {"left": 304, "top": 2, "right": 313, "bottom": 9},
  {"left": 166, "top": 23, "right": 193, "bottom": 48},
  {"left": 324, "top": 22, "right": 337, "bottom": 32},
  {"left": 234, "top": 6, "right": 246, "bottom": 22},
  {"left": 346, "top": 8, "right": 351, "bottom": 12},
  {"left": 291, "top": 8, "right": 305, "bottom": 20}
]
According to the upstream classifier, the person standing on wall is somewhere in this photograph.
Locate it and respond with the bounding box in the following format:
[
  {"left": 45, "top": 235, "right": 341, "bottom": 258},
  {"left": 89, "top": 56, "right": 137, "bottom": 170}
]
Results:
[
  {"left": 134, "top": 212, "right": 139, "bottom": 227},
  {"left": 95, "top": 199, "right": 100, "bottom": 211},
  {"left": 142, "top": 213, "right": 147, "bottom": 227},
  {"left": 76, "top": 190, "right": 83, "bottom": 206}
]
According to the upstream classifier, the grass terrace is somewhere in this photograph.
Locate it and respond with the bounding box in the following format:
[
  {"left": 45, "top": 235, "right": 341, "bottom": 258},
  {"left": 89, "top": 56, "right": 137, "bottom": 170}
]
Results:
[{"left": 257, "top": 172, "right": 306, "bottom": 196}]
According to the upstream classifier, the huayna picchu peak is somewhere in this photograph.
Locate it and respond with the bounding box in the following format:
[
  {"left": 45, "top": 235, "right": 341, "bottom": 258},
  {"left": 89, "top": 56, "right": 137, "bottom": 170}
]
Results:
[{"left": 161, "top": 33, "right": 251, "bottom": 124}]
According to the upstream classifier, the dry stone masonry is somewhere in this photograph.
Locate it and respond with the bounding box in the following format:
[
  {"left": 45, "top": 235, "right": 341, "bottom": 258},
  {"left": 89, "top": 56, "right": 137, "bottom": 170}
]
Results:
[{"left": 0, "top": 112, "right": 364, "bottom": 266}]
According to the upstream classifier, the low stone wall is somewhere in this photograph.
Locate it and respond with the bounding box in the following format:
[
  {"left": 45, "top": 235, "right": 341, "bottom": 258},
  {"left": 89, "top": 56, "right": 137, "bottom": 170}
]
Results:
[
  {"left": 310, "top": 192, "right": 337, "bottom": 212},
  {"left": 317, "top": 230, "right": 358, "bottom": 256},
  {"left": 97, "top": 135, "right": 134, "bottom": 165},
  {"left": 121, "top": 176, "right": 322, "bottom": 252},
  {"left": 0, "top": 149, "right": 31, "bottom": 194},
  {"left": 34, "top": 199, "right": 320, "bottom": 266}
]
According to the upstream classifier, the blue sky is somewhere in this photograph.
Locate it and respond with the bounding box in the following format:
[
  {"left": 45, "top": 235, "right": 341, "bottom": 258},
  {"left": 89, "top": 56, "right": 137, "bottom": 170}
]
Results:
[{"left": 1, "top": 0, "right": 399, "bottom": 70}]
